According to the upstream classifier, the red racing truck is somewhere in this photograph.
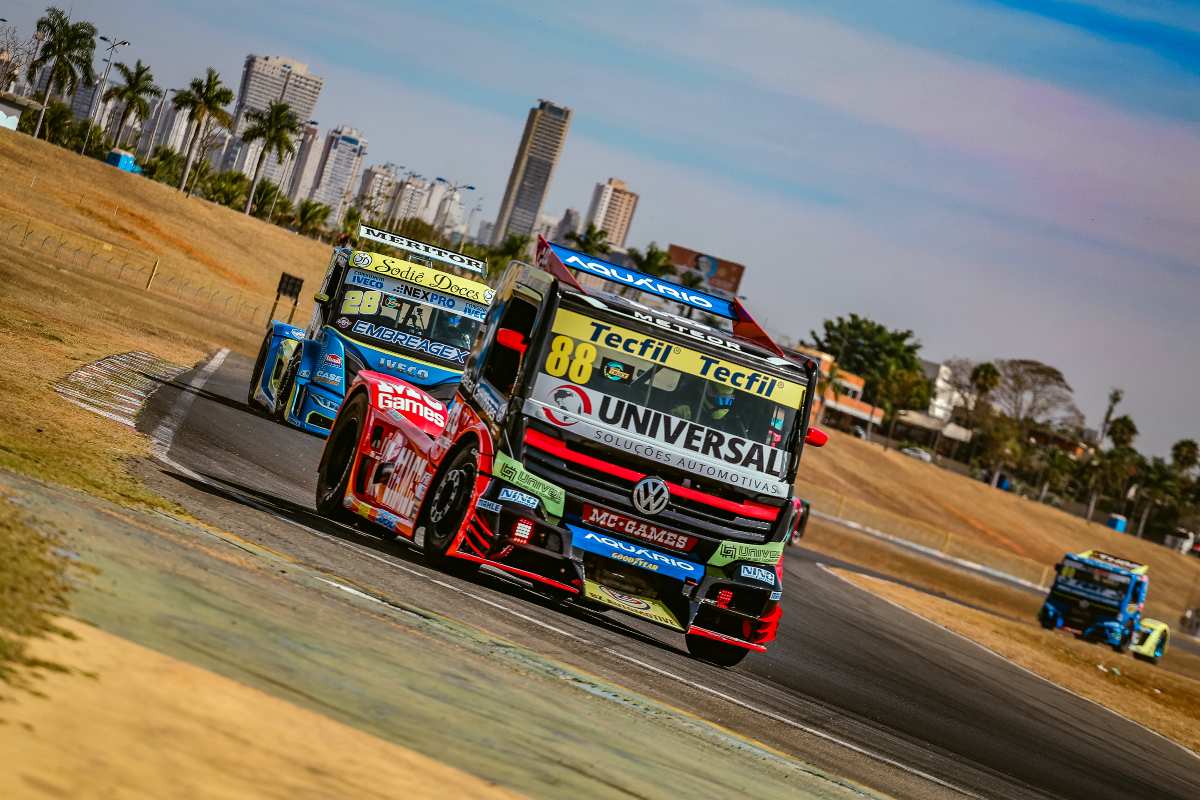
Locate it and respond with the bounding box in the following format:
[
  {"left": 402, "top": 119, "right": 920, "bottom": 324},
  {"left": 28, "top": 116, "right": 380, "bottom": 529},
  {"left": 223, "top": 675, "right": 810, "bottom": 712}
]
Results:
[{"left": 314, "top": 238, "right": 825, "bottom": 665}]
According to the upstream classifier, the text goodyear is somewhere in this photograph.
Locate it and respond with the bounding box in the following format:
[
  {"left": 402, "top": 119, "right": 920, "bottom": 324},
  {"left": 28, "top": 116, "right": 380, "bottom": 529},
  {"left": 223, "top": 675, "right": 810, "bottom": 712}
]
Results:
[
  {"left": 349, "top": 251, "right": 495, "bottom": 305},
  {"left": 552, "top": 309, "right": 805, "bottom": 408}
]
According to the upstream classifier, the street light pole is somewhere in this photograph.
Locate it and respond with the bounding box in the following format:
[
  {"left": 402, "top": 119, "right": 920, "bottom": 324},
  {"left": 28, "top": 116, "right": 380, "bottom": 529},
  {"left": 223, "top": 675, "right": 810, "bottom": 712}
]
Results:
[
  {"left": 141, "top": 87, "right": 179, "bottom": 159},
  {"left": 463, "top": 198, "right": 483, "bottom": 247},
  {"left": 433, "top": 177, "right": 475, "bottom": 242},
  {"left": 81, "top": 34, "right": 129, "bottom": 155}
]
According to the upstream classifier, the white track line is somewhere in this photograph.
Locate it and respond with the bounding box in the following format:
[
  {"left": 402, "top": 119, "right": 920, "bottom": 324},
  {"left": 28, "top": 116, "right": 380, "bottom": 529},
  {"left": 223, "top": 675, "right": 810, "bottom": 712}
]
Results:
[
  {"left": 819, "top": 563, "right": 1200, "bottom": 763},
  {"left": 146, "top": 350, "right": 979, "bottom": 796}
]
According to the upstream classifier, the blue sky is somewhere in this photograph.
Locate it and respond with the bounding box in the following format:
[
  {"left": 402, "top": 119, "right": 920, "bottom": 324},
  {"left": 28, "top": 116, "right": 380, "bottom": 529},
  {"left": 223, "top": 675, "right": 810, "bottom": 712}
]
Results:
[{"left": 6, "top": 0, "right": 1198, "bottom": 455}]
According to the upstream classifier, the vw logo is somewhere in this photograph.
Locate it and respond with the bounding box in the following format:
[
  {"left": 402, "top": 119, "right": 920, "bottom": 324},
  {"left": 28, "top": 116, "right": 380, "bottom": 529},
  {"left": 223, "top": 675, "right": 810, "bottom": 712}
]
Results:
[{"left": 631, "top": 477, "right": 670, "bottom": 517}]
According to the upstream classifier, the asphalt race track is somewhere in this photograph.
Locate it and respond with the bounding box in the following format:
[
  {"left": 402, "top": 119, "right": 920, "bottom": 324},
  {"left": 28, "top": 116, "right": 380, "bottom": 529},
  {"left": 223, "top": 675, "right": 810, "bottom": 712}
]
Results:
[{"left": 139, "top": 351, "right": 1199, "bottom": 800}]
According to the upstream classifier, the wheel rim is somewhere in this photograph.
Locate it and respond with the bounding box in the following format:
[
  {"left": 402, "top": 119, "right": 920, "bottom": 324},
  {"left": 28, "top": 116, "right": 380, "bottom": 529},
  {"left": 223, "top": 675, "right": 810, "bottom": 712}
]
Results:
[{"left": 428, "top": 465, "right": 472, "bottom": 547}]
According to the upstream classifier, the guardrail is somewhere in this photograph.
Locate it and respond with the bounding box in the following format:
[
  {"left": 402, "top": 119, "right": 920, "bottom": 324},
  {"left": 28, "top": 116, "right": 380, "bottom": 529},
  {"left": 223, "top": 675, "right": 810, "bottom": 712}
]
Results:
[
  {"left": 799, "top": 483, "right": 1053, "bottom": 588},
  {"left": 0, "top": 206, "right": 265, "bottom": 329}
]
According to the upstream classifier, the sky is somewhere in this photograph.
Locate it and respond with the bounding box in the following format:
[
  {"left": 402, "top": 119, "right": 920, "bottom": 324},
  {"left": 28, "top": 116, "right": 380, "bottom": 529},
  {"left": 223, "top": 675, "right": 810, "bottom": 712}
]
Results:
[{"left": 6, "top": 0, "right": 1198, "bottom": 455}]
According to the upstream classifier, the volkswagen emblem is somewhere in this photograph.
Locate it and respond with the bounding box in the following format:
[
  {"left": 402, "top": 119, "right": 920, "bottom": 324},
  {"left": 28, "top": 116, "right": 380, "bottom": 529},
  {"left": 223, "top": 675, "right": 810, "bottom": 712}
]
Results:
[{"left": 631, "top": 477, "right": 670, "bottom": 517}]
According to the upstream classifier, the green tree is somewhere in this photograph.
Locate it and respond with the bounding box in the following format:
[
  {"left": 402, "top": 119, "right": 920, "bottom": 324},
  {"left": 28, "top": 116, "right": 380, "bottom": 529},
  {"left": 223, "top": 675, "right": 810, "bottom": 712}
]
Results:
[
  {"left": 1134, "top": 457, "right": 1178, "bottom": 537},
  {"left": 1171, "top": 439, "right": 1198, "bottom": 475},
  {"left": 1098, "top": 387, "right": 1124, "bottom": 444},
  {"left": 627, "top": 242, "right": 674, "bottom": 277},
  {"left": 141, "top": 146, "right": 185, "bottom": 185},
  {"left": 204, "top": 170, "right": 249, "bottom": 208},
  {"left": 103, "top": 59, "right": 161, "bottom": 148},
  {"left": 341, "top": 206, "right": 363, "bottom": 239},
  {"left": 809, "top": 314, "right": 921, "bottom": 403},
  {"left": 567, "top": 223, "right": 610, "bottom": 257},
  {"left": 295, "top": 200, "right": 330, "bottom": 237},
  {"left": 489, "top": 235, "right": 532, "bottom": 268},
  {"left": 992, "top": 359, "right": 1077, "bottom": 434},
  {"left": 173, "top": 67, "right": 233, "bottom": 196},
  {"left": 27, "top": 7, "right": 96, "bottom": 139},
  {"left": 240, "top": 101, "right": 301, "bottom": 215},
  {"left": 877, "top": 367, "right": 932, "bottom": 446},
  {"left": 970, "top": 362, "right": 1000, "bottom": 409},
  {"left": 1107, "top": 415, "right": 1138, "bottom": 448}
]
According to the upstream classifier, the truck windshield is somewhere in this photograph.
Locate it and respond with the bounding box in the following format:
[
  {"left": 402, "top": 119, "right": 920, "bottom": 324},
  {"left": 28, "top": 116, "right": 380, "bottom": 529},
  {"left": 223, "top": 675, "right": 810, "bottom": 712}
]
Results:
[
  {"left": 526, "top": 308, "right": 805, "bottom": 495},
  {"left": 1054, "top": 560, "right": 1130, "bottom": 604},
  {"left": 333, "top": 268, "right": 485, "bottom": 368}
]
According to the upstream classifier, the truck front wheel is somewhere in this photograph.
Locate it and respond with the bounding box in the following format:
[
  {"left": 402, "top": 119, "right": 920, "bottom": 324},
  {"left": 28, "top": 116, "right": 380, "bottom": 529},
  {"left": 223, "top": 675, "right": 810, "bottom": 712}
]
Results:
[{"left": 420, "top": 446, "right": 479, "bottom": 568}]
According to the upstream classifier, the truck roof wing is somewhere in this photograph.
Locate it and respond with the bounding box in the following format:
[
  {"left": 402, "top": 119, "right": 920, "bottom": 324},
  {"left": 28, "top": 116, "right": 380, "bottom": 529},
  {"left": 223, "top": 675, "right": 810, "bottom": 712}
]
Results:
[
  {"left": 359, "top": 224, "right": 486, "bottom": 275},
  {"left": 1075, "top": 550, "right": 1148, "bottom": 575},
  {"left": 535, "top": 236, "right": 787, "bottom": 358}
]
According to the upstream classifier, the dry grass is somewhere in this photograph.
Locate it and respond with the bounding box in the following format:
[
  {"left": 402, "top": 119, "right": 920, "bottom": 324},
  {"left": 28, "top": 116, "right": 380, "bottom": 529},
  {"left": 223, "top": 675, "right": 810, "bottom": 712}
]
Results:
[
  {"left": 834, "top": 568, "right": 1200, "bottom": 753},
  {"left": 798, "top": 430, "right": 1200, "bottom": 621}
]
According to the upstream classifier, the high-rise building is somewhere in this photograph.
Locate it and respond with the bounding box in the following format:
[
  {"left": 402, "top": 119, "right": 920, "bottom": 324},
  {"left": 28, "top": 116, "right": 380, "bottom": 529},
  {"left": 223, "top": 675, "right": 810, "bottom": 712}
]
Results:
[
  {"left": 287, "top": 120, "right": 321, "bottom": 201},
  {"left": 136, "top": 100, "right": 191, "bottom": 157},
  {"left": 309, "top": 125, "right": 367, "bottom": 225},
  {"left": 532, "top": 213, "right": 558, "bottom": 243},
  {"left": 384, "top": 177, "right": 430, "bottom": 229},
  {"left": 553, "top": 208, "right": 581, "bottom": 243},
  {"left": 225, "top": 55, "right": 324, "bottom": 182},
  {"left": 356, "top": 163, "right": 400, "bottom": 221},
  {"left": 585, "top": 178, "right": 639, "bottom": 249},
  {"left": 475, "top": 220, "right": 495, "bottom": 246},
  {"left": 491, "top": 99, "right": 572, "bottom": 246}
]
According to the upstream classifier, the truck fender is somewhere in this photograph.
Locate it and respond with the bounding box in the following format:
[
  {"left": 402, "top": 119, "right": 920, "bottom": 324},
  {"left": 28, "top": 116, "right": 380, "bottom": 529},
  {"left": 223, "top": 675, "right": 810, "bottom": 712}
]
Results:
[
  {"left": 353, "top": 370, "right": 449, "bottom": 440},
  {"left": 257, "top": 321, "right": 306, "bottom": 406}
]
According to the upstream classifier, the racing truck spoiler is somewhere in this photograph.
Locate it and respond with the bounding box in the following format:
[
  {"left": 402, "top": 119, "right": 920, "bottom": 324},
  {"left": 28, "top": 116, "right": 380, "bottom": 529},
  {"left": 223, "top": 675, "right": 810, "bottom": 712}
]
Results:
[
  {"left": 535, "top": 236, "right": 788, "bottom": 359},
  {"left": 359, "top": 224, "right": 487, "bottom": 275}
]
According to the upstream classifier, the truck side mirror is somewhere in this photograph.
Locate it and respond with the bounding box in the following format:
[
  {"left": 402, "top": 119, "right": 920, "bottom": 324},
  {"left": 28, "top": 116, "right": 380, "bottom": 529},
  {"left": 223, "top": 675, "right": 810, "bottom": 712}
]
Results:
[
  {"left": 496, "top": 328, "right": 528, "bottom": 356},
  {"left": 805, "top": 427, "right": 829, "bottom": 447},
  {"left": 313, "top": 292, "right": 330, "bottom": 307}
]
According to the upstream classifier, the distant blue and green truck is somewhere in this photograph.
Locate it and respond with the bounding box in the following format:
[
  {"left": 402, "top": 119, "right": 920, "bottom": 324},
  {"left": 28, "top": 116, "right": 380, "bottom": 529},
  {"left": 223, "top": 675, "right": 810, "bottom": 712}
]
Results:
[{"left": 1039, "top": 549, "right": 1169, "bottom": 664}]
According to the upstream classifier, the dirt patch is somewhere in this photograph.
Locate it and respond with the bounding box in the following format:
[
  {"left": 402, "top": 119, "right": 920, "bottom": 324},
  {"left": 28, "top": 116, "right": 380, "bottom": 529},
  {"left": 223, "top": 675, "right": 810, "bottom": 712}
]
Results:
[
  {"left": 832, "top": 568, "right": 1200, "bottom": 754},
  {"left": 0, "top": 618, "right": 524, "bottom": 800}
]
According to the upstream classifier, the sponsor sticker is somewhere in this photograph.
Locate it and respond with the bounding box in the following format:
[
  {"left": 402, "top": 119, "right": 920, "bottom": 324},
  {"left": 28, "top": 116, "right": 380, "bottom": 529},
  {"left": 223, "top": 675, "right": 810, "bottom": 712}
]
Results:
[
  {"left": 347, "top": 251, "right": 494, "bottom": 304},
  {"left": 568, "top": 524, "right": 702, "bottom": 581},
  {"left": 324, "top": 353, "right": 343, "bottom": 366},
  {"left": 377, "top": 356, "right": 432, "bottom": 382},
  {"left": 358, "top": 225, "right": 486, "bottom": 274},
  {"left": 583, "top": 580, "right": 683, "bottom": 630},
  {"left": 630, "top": 310, "right": 744, "bottom": 353},
  {"left": 375, "top": 381, "right": 447, "bottom": 430},
  {"left": 551, "top": 309, "right": 805, "bottom": 408},
  {"left": 493, "top": 452, "right": 564, "bottom": 518},
  {"left": 527, "top": 374, "right": 790, "bottom": 496},
  {"left": 345, "top": 269, "right": 488, "bottom": 322},
  {"left": 351, "top": 321, "right": 469, "bottom": 365},
  {"left": 740, "top": 564, "right": 776, "bottom": 585},
  {"left": 769, "top": 590, "right": 782, "bottom": 601},
  {"left": 546, "top": 243, "right": 733, "bottom": 318},
  {"left": 602, "top": 359, "right": 632, "bottom": 383},
  {"left": 708, "top": 540, "right": 785, "bottom": 567},
  {"left": 335, "top": 317, "right": 351, "bottom": 329},
  {"left": 314, "top": 369, "right": 342, "bottom": 386},
  {"left": 581, "top": 503, "right": 695, "bottom": 551},
  {"left": 475, "top": 498, "right": 502, "bottom": 514},
  {"left": 309, "top": 392, "right": 339, "bottom": 413},
  {"left": 498, "top": 487, "right": 539, "bottom": 510}
]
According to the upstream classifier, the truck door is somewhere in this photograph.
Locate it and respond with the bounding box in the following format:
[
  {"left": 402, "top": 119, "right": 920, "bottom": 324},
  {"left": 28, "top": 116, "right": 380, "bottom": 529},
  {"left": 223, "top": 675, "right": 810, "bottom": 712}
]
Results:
[{"left": 464, "top": 269, "right": 549, "bottom": 424}]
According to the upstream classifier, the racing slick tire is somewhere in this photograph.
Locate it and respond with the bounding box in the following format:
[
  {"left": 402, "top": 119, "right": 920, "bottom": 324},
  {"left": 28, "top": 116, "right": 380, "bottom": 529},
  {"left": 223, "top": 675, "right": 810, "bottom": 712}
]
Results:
[
  {"left": 246, "top": 333, "right": 271, "bottom": 411},
  {"left": 685, "top": 633, "right": 750, "bottom": 668},
  {"left": 419, "top": 445, "right": 480, "bottom": 571},
  {"left": 274, "top": 352, "right": 300, "bottom": 424},
  {"left": 315, "top": 392, "right": 367, "bottom": 525}
]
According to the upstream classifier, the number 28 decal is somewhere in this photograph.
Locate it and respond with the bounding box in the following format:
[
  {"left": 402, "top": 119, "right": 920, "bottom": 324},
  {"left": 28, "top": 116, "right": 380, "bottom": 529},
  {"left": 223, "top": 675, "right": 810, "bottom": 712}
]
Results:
[{"left": 543, "top": 335, "right": 596, "bottom": 383}]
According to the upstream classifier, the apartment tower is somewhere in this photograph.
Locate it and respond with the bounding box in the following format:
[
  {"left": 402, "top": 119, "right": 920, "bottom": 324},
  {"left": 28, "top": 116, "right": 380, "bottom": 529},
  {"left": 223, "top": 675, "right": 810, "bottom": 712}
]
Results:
[
  {"left": 585, "top": 178, "right": 639, "bottom": 249},
  {"left": 491, "top": 99, "right": 572, "bottom": 246}
]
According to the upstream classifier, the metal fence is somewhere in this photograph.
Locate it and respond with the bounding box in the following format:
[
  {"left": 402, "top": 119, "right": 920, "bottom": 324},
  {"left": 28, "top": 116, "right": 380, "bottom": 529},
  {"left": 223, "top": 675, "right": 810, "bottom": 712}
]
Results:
[
  {"left": 0, "top": 205, "right": 266, "bottom": 330},
  {"left": 800, "top": 483, "right": 1053, "bottom": 588}
]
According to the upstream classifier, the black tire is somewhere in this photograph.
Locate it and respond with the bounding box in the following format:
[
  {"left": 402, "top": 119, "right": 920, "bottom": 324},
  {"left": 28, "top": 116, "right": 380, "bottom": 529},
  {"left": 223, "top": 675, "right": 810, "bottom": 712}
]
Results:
[
  {"left": 1112, "top": 629, "right": 1132, "bottom": 654},
  {"left": 246, "top": 333, "right": 271, "bottom": 410},
  {"left": 315, "top": 392, "right": 367, "bottom": 523},
  {"left": 274, "top": 352, "right": 300, "bottom": 424},
  {"left": 418, "top": 445, "right": 479, "bottom": 567},
  {"left": 685, "top": 633, "right": 751, "bottom": 667}
]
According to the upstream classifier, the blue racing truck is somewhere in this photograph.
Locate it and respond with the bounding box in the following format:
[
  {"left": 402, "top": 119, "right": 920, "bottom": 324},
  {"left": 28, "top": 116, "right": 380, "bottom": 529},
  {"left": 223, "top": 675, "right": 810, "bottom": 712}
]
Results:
[
  {"left": 1039, "top": 549, "right": 1170, "bottom": 664},
  {"left": 247, "top": 226, "right": 493, "bottom": 434}
]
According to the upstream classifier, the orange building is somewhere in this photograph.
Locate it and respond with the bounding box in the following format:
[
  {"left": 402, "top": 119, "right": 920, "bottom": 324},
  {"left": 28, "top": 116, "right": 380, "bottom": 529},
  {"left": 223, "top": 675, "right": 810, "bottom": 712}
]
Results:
[{"left": 787, "top": 346, "right": 884, "bottom": 429}]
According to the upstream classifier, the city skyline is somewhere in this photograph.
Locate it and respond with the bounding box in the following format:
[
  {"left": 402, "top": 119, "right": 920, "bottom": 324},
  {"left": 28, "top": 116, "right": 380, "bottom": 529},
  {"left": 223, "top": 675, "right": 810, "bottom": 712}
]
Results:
[
  {"left": 1, "top": 0, "right": 1197, "bottom": 455},
  {"left": 491, "top": 98, "right": 572, "bottom": 246}
]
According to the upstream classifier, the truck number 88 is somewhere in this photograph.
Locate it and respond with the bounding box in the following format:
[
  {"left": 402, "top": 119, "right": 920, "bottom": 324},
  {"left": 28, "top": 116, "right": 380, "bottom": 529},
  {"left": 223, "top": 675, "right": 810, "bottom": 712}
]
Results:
[{"left": 544, "top": 335, "right": 596, "bottom": 383}]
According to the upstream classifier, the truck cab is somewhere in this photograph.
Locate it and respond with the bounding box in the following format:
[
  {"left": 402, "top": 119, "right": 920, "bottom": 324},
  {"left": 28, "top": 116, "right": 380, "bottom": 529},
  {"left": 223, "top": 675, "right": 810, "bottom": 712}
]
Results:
[
  {"left": 315, "top": 237, "right": 824, "bottom": 666},
  {"left": 1039, "top": 549, "right": 1170, "bottom": 663}
]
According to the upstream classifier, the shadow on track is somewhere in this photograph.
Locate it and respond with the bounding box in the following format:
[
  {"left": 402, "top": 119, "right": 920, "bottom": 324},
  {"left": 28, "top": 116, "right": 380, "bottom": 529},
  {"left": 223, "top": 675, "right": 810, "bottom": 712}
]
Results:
[{"left": 158, "top": 466, "right": 686, "bottom": 658}]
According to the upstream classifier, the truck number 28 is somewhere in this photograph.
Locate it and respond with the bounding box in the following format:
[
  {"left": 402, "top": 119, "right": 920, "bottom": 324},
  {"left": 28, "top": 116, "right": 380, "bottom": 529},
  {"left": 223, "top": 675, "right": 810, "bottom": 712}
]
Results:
[{"left": 544, "top": 335, "right": 596, "bottom": 383}]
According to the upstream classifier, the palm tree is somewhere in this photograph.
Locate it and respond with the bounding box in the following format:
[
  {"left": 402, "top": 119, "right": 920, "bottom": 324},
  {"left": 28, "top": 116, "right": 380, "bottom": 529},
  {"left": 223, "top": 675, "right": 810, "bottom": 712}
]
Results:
[
  {"left": 490, "top": 234, "right": 531, "bottom": 267},
  {"left": 204, "top": 170, "right": 249, "bottom": 208},
  {"left": 969, "top": 362, "right": 1000, "bottom": 418},
  {"left": 627, "top": 242, "right": 674, "bottom": 277},
  {"left": 1107, "top": 415, "right": 1138, "bottom": 448},
  {"left": 1171, "top": 439, "right": 1198, "bottom": 475},
  {"left": 341, "top": 206, "right": 363, "bottom": 240},
  {"left": 27, "top": 7, "right": 97, "bottom": 139},
  {"left": 567, "top": 223, "right": 610, "bottom": 257},
  {"left": 295, "top": 200, "right": 330, "bottom": 237},
  {"left": 1135, "top": 458, "right": 1178, "bottom": 537},
  {"left": 103, "top": 59, "right": 161, "bottom": 148},
  {"left": 240, "top": 101, "right": 301, "bottom": 215},
  {"left": 1098, "top": 387, "right": 1124, "bottom": 444},
  {"left": 173, "top": 67, "right": 233, "bottom": 196}
]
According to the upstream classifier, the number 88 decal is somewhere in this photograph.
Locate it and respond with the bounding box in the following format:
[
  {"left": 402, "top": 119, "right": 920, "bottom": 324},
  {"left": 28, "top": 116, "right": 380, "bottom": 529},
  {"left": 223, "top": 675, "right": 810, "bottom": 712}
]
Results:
[{"left": 544, "top": 335, "right": 596, "bottom": 383}]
